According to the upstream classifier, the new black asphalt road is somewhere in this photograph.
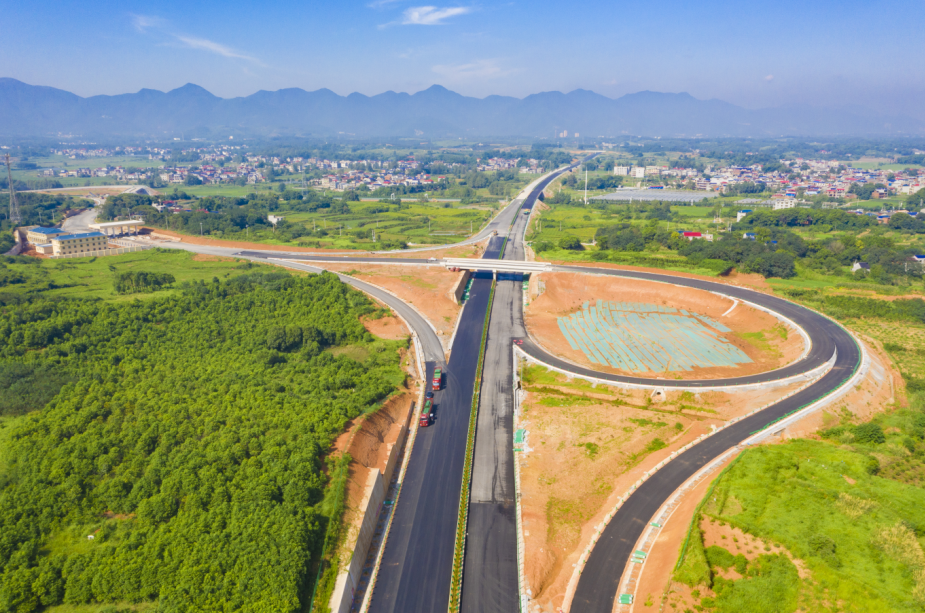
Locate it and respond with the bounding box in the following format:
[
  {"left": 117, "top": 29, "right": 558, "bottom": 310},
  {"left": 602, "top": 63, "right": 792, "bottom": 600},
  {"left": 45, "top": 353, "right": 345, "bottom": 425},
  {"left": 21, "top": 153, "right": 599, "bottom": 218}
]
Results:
[
  {"left": 460, "top": 161, "right": 587, "bottom": 613},
  {"left": 368, "top": 164, "right": 582, "bottom": 613},
  {"left": 460, "top": 234, "right": 528, "bottom": 613},
  {"left": 368, "top": 268, "right": 495, "bottom": 613},
  {"left": 571, "top": 335, "right": 859, "bottom": 611}
]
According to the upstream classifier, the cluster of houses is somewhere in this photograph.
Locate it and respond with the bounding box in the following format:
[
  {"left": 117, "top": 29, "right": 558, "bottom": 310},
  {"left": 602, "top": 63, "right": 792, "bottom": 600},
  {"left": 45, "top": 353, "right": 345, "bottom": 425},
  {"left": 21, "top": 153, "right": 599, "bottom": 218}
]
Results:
[
  {"left": 37, "top": 144, "right": 552, "bottom": 192},
  {"left": 615, "top": 158, "right": 924, "bottom": 201},
  {"left": 311, "top": 156, "right": 546, "bottom": 192}
]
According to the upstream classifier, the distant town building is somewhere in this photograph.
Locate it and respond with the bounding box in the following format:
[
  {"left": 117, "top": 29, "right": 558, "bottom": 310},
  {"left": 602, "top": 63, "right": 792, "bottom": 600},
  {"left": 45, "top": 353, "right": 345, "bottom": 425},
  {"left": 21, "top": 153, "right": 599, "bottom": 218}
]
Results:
[
  {"left": 852, "top": 262, "right": 870, "bottom": 273},
  {"left": 614, "top": 166, "right": 630, "bottom": 176},
  {"left": 737, "top": 210, "right": 752, "bottom": 222},
  {"left": 631, "top": 167, "right": 646, "bottom": 179}
]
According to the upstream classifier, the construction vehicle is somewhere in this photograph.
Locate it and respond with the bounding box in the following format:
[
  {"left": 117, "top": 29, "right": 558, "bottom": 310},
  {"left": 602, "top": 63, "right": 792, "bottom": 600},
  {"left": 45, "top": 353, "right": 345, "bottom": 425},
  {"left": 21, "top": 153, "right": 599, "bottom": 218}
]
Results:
[
  {"left": 419, "top": 400, "right": 433, "bottom": 427},
  {"left": 432, "top": 367, "right": 442, "bottom": 391}
]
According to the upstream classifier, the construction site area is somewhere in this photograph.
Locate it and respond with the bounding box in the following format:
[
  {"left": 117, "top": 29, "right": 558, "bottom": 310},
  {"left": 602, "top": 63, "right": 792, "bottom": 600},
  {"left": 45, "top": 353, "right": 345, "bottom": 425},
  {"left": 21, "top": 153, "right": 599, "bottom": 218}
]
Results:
[{"left": 524, "top": 272, "right": 804, "bottom": 380}]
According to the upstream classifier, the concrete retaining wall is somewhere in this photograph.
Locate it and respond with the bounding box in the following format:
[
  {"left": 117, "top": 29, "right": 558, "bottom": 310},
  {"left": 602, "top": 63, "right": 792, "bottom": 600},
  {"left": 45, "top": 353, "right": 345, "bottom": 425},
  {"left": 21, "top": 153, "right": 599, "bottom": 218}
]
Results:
[
  {"left": 331, "top": 471, "right": 386, "bottom": 613},
  {"left": 450, "top": 269, "right": 472, "bottom": 305},
  {"left": 5, "top": 228, "right": 26, "bottom": 256},
  {"left": 328, "top": 397, "right": 416, "bottom": 613},
  {"left": 50, "top": 245, "right": 147, "bottom": 259}
]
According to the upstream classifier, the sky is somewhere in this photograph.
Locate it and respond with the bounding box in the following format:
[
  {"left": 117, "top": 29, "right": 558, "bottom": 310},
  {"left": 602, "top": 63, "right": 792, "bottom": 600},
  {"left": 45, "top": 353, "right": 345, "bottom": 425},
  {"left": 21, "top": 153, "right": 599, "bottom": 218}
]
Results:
[{"left": 4, "top": 0, "right": 925, "bottom": 119}]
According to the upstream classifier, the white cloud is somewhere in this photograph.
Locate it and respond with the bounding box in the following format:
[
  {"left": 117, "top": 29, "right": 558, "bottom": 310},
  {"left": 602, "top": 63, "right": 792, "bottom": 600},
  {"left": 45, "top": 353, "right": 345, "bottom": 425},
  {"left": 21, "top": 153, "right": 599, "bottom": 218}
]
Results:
[
  {"left": 130, "top": 13, "right": 262, "bottom": 65},
  {"left": 402, "top": 6, "right": 470, "bottom": 25},
  {"left": 432, "top": 59, "right": 512, "bottom": 80},
  {"left": 131, "top": 14, "right": 165, "bottom": 32},
  {"left": 765, "top": 74, "right": 775, "bottom": 81},
  {"left": 175, "top": 36, "right": 258, "bottom": 62},
  {"left": 368, "top": 0, "right": 403, "bottom": 7}
]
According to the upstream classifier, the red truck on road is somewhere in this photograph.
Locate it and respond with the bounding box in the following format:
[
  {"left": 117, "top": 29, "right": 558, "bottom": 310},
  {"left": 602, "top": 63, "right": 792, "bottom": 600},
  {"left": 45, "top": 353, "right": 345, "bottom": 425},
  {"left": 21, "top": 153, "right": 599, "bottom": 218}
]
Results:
[
  {"left": 419, "top": 400, "right": 433, "bottom": 427},
  {"left": 432, "top": 368, "right": 442, "bottom": 391}
]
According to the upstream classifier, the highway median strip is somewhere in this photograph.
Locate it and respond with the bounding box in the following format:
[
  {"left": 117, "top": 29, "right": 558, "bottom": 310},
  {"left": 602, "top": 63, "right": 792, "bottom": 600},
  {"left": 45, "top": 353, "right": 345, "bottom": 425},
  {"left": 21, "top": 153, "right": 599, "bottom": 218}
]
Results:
[{"left": 447, "top": 279, "right": 496, "bottom": 613}]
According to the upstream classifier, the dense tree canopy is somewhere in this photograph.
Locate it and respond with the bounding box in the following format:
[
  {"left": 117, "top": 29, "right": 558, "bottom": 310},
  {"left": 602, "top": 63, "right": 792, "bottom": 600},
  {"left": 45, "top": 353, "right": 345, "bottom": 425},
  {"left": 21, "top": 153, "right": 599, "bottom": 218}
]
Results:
[{"left": 0, "top": 271, "right": 406, "bottom": 612}]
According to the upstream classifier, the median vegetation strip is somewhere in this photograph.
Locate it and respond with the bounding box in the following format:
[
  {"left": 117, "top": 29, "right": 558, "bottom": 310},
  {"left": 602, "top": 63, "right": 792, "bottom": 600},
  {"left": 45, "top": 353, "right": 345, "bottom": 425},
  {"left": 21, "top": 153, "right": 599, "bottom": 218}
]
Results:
[{"left": 447, "top": 279, "right": 496, "bottom": 613}]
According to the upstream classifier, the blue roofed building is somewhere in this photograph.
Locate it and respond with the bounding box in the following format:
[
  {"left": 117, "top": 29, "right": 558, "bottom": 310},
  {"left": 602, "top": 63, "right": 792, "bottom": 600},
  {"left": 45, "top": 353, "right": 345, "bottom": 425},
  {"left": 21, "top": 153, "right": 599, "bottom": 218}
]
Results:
[{"left": 25, "top": 226, "right": 67, "bottom": 244}]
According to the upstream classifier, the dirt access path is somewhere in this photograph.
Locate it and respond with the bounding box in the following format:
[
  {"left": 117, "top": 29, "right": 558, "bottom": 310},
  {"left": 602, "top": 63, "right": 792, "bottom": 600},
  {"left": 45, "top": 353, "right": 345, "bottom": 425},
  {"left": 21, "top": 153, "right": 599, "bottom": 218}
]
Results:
[{"left": 525, "top": 272, "right": 803, "bottom": 380}]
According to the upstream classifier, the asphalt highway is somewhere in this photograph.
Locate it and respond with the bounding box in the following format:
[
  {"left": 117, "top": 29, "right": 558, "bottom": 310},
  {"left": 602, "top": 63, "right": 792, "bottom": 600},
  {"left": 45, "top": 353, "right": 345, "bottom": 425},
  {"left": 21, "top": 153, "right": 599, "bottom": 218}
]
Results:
[
  {"left": 370, "top": 163, "right": 581, "bottom": 613},
  {"left": 368, "top": 231, "right": 508, "bottom": 612},
  {"left": 460, "top": 161, "right": 588, "bottom": 613}
]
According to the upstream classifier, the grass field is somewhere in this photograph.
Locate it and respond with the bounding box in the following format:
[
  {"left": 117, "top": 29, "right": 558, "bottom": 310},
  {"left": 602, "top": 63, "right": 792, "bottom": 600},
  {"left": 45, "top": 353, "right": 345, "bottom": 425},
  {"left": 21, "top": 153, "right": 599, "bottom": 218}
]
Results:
[
  {"left": 167, "top": 199, "right": 504, "bottom": 250},
  {"left": 675, "top": 432, "right": 925, "bottom": 613},
  {"left": 180, "top": 184, "right": 260, "bottom": 198},
  {"left": 0, "top": 249, "right": 281, "bottom": 303}
]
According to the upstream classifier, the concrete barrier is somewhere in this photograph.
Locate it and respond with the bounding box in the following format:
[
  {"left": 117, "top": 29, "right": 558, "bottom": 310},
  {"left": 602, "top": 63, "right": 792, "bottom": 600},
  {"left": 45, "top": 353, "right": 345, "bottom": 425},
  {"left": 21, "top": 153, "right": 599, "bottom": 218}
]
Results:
[
  {"left": 330, "top": 471, "right": 386, "bottom": 613},
  {"left": 5, "top": 228, "right": 26, "bottom": 256},
  {"left": 328, "top": 395, "right": 416, "bottom": 613}
]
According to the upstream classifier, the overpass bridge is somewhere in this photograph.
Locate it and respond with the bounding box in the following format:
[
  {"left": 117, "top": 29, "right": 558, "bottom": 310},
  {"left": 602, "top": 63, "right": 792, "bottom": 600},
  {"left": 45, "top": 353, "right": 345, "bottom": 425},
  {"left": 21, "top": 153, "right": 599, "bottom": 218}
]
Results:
[{"left": 443, "top": 257, "right": 551, "bottom": 274}]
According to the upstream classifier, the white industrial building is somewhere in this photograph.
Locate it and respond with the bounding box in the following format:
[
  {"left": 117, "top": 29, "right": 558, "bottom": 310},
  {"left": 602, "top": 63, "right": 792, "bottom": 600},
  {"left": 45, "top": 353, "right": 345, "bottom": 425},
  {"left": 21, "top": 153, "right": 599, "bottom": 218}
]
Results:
[{"left": 88, "top": 220, "right": 144, "bottom": 236}]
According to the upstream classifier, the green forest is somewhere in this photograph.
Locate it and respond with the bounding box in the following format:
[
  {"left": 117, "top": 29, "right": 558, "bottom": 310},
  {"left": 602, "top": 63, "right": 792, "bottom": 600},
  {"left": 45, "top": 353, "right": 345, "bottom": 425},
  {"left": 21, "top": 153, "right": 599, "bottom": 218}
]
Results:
[{"left": 0, "top": 268, "right": 407, "bottom": 612}]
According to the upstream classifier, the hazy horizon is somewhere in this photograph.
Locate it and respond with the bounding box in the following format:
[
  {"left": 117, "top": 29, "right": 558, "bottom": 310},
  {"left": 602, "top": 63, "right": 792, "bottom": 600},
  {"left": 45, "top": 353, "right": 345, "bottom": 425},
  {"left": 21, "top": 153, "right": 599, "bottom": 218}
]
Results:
[{"left": 3, "top": 0, "right": 924, "bottom": 120}]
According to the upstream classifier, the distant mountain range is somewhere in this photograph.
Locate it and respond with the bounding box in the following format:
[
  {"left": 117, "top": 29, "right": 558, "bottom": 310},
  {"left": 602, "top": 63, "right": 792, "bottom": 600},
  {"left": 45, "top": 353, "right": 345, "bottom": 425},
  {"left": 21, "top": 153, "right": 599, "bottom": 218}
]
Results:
[{"left": 1, "top": 78, "right": 921, "bottom": 139}]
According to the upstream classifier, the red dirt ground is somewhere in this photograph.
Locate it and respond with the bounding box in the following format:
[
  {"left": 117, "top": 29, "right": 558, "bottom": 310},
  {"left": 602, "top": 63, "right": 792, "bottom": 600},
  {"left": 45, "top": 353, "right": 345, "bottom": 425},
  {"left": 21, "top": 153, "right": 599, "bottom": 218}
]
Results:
[
  {"left": 518, "top": 370, "right": 807, "bottom": 613},
  {"left": 525, "top": 272, "right": 803, "bottom": 380}
]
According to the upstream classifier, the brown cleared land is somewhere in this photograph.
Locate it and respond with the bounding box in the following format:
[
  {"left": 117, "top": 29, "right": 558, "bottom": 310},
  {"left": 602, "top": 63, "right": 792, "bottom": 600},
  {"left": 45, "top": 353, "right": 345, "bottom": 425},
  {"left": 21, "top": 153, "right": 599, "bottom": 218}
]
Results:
[{"left": 525, "top": 272, "right": 803, "bottom": 380}]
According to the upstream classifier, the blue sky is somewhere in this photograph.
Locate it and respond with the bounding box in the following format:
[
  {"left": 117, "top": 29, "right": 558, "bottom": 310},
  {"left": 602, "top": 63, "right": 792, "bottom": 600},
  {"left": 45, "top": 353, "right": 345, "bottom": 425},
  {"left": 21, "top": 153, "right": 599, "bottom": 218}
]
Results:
[{"left": 4, "top": 0, "right": 925, "bottom": 118}]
